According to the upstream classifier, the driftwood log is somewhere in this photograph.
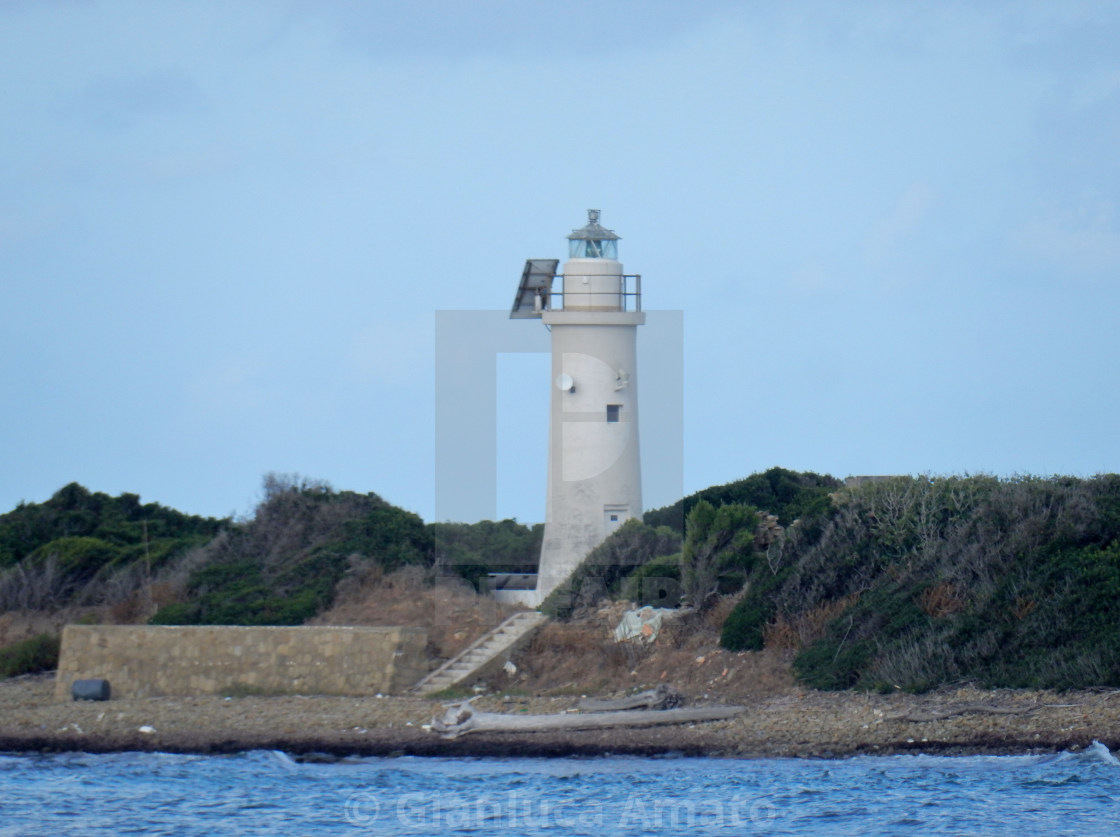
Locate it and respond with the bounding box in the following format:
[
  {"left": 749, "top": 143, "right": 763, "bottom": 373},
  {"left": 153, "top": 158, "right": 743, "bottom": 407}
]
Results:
[
  {"left": 578, "top": 685, "right": 684, "bottom": 713},
  {"left": 431, "top": 700, "right": 744, "bottom": 740}
]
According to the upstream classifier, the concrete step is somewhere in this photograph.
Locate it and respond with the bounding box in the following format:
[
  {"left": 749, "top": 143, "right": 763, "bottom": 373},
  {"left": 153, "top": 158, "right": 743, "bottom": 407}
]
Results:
[{"left": 411, "top": 611, "right": 548, "bottom": 696}]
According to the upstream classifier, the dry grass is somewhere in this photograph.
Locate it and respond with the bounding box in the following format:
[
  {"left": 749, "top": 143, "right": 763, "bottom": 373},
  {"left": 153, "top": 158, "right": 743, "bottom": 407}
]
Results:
[
  {"left": 505, "top": 599, "right": 796, "bottom": 701},
  {"left": 762, "top": 615, "right": 801, "bottom": 651},
  {"left": 763, "top": 593, "right": 861, "bottom": 651},
  {"left": 309, "top": 567, "right": 519, "bottom": 660},
  {"left": 0, "top": 606, "right": 106, "bottom": 649},
  {"left": 1, "top": 561, "right": 798, "bottom": 704},
  {"left": 703, "top": 594, "right": 741, "bottom": 635},
  {"left": 918, "top": 582, "right": 964, "bottom": 619}
]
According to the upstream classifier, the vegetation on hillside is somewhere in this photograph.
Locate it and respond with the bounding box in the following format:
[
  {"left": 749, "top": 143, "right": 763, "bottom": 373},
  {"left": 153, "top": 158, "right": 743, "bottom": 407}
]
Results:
[
  {"left": 0, "top": 475, "right": 543, "bottom": 635},
  {"left": 149, "top": 474, "right": 434, "bottom": 626},
  {"left": 541, "top": 470, "right": 1120, "bottom": 692},
  {"left": 643, "top": 467, "right": 841, "bottom": 531},
  {"left": 0, "top": 483, "right": 226, "bottom": 613},
  {"left": 721, "top": 474, "right": 1120, "bottom": 691},
  {"left": 0, "top": 633, "right": 60, "bottom": 678},
  {"left": 678, "top": 500, "right": 759, "bottom": 611},
  {"left": 546, "top": 468, "right": 839, "bottom": 618},
  {"left": 5, "top": 468, "right": 1120, "bottom": 692},
  {"left": 431, "top": 518, "right": 543, "bottom": 590},
  {"left": 540, "top": 519, "right": 683, "bottom": 617}
]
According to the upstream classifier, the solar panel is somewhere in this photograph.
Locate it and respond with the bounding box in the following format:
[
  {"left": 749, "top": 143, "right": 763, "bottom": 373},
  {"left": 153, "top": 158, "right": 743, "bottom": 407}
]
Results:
[{"left": 509, "top": 258, "right": 559, "bottom": 319}]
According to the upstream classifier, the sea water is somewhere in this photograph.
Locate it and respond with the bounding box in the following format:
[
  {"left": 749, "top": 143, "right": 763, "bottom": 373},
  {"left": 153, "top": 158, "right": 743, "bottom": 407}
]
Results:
[{"left": 2, "top": 745, "right": 1119, "bottom": 836}]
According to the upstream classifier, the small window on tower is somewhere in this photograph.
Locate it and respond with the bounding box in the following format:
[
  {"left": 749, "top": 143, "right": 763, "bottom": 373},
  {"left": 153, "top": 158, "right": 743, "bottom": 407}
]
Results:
[{"left": 606, "top": 404, "right": 621, "bottom": 423}]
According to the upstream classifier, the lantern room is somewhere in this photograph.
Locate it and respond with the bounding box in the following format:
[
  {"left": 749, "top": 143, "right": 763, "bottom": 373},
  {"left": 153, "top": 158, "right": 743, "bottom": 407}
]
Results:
[{"left": 566, "top": 208, "right": 620, "bottom": 260}]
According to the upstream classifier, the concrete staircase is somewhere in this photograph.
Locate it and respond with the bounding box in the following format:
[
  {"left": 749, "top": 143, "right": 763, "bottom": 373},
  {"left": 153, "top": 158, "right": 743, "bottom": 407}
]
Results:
[{"left": 412, "top": 610, "right": 548, "bottom": 696}]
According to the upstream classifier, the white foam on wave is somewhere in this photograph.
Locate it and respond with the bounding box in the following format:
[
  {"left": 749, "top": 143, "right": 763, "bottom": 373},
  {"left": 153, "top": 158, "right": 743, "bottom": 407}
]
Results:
[
  {"left": 1041, "top": 740, "right": 1120, "bottom": 768},
  {"left": 267, "top": 749, "right": 298, "bottom": 768},
  {"left": 1083, "top": 741, "right": 1120, "bottom": 766}
]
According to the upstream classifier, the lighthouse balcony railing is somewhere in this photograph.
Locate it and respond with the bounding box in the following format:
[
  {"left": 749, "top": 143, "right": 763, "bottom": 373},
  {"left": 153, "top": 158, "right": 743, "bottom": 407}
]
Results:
[{"left": 546, "top": 274, "right": 642, "bottom": 313}]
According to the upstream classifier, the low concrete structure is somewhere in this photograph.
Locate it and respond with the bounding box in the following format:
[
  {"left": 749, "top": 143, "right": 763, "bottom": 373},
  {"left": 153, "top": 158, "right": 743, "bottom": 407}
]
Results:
[{"left": 53, "top": 624, "right": 428, "bottom": 701}]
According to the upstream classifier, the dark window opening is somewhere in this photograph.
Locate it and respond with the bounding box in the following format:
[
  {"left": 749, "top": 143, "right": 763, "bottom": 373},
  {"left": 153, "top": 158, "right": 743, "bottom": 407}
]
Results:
[{"left": 606, "top": 404, "right": 621, "bottom": 423}]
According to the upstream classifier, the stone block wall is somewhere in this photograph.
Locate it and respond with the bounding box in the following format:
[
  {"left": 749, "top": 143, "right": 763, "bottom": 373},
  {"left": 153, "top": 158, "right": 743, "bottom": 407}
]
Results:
[{"left": 54, "top": 624, "right": 428, "bottom": 701}]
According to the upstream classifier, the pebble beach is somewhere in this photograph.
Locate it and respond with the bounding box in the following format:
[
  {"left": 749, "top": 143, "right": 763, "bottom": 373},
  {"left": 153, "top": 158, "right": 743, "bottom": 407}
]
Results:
[{"left": 3, "top": 673, "right": 1119, "bottom": 759}]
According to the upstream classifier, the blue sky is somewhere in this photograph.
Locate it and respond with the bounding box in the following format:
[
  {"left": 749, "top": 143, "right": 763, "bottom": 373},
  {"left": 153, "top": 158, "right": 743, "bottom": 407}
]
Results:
[{"left": 2, "top": 1, "right": 1118, "bottom": 523}]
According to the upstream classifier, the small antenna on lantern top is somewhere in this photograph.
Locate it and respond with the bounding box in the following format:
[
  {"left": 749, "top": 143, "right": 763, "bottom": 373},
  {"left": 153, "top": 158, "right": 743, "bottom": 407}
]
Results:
[{"left": 588, "top": 209, "right": 600, "bottom": 223}]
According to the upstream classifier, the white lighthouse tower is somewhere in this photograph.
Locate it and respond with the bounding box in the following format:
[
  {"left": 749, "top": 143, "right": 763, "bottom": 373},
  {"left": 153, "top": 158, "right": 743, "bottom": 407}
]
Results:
[{"left": 509, "top": 210, "right": 645, "bottom": 604}]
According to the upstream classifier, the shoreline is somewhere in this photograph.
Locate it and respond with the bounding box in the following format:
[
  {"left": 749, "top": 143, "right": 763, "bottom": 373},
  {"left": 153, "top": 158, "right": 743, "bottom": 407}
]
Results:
[
  {"left": 1, "top": 727, "right": 1107, "bottom": 761},
  {"left": 3, "top": 674, "right": 1118, "bottom": 760}
]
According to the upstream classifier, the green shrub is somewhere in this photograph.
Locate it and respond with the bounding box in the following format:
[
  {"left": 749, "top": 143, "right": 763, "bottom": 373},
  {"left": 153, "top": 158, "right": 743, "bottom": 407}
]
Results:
[
  {"left": 622, "top": 553, "right": 682, "bottom": 607},
  {"left": 720, "top": 473, "right": 1120, "bottom": 691},
  {"left": 680, "top": 501, "right": 758, "bottom": 610},
  {"left": 0, "top": 633, "right": 60, "bottom": 678},
  {"left": 541, "top": 520, "right": 682, "bottom": 618},
  {"left": 719, "top": 564, "right": 789, "bottom": 651},
  {"left": 793, "top": 636, "right": 876, "bottom": 690},
  {"left": 148, "top": 602, "right": 198, "bottom": 625},
  {"left": 27, "top": 536, "right": 121, "bottom": 584},
  {"left": 0, "top": 483, "right": 227, "bottom": 570},
  {"left": 644, "top": 467, "right": 841, "bottom": 531},
  {"left": 149, "top": 476, "right": 438, "bottom": 626},
  {"left": 430, "top": 519, "right": 542, "bottom": 588},
  {"left": 720, "top": 595, "right": 769, "bottom": 651}
]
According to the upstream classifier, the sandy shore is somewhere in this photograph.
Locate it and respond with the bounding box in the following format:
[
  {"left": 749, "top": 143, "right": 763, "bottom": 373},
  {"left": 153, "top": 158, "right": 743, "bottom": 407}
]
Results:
[{"left": 2, "top": 674, "right": 1118, "bottom": 759}]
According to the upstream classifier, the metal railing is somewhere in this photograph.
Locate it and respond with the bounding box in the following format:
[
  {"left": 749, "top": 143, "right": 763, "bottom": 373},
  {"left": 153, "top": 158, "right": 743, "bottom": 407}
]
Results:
[{"left": 544, "top": 274, "right": 642, "bottom": 313}]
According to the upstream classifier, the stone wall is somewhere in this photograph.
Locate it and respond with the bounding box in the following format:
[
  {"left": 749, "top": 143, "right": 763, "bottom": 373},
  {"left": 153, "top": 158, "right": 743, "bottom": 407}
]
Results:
[{"left": 54, "top": 624, "right": 428, "bottom": 701}]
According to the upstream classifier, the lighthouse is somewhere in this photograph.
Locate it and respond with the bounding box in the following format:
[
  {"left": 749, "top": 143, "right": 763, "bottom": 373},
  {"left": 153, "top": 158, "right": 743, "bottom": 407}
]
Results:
[{"left": 509, "top": 210, "right": 645, "bottom": 604}]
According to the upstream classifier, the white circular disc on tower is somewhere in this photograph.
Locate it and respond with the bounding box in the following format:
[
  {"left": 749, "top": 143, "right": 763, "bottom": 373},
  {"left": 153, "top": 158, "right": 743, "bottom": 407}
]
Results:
[{"left": 556, "top": 373, "right": 574, "bottom": 392}]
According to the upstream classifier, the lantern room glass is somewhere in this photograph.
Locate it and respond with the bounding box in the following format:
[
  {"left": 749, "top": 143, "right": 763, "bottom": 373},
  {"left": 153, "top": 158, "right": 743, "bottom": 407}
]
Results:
[{"left": 568, "top": 237, "right": 618, "bottom": 259}]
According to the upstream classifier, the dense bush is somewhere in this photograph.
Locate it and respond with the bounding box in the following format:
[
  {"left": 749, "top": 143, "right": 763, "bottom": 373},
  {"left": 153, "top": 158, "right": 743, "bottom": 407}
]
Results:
[
  {"left": 150, "top": 475, "right": 433, "bottom": 626},
  {"left": 0, "top": 484, "right": 227, "bottom": 611},
  {"left": 644, "top": 467, "right": 840, "bottom": 532},
  {"left": 543, "top": 471, "right": 835, "bottom": 619},
  {"left": 25, "top": 537, "right": 120, "bottom": 585},
  {"left": 541, "top": 520, "right": 682, "bottom": 618},
  {"left": 0, "top": 633, "right": 61, "bottom": 678},
  {"left": 679, "top": 501, "right": 758, "bottom": 610},
  {"left": 0, "top": 483, "right": 226, "bottom": 569},
  {"left": 721, "top": 474, "right": 1120, "bottom": 691},
  {"left": 718, "top": 561, "right": 789, "bottom": 652},
  {"left": 430, "top": 518, "right": 542, "bottom": 589},
  {"left": 1, "top": 477, "right": 545, "bottom": 626},
  {"left": 621, "top": 553, "right": 683, "bottom": 607}
]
